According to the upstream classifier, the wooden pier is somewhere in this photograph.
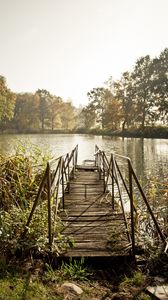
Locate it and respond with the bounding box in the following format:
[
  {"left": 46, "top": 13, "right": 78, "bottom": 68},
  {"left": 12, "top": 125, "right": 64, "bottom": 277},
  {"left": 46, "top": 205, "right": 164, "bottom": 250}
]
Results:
[
  {"left": 60, "top": 163, "right": 131, "bottom": 257},
  {"left": 23, "top": 145, "right": 166, "bottom": 259}
]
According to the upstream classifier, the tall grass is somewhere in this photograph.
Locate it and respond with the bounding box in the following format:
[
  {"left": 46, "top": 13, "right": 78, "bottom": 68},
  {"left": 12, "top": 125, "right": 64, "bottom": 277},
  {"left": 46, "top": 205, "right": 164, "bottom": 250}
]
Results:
[{"left": 0, "top": 144, "right": 71, "bottom": 258}]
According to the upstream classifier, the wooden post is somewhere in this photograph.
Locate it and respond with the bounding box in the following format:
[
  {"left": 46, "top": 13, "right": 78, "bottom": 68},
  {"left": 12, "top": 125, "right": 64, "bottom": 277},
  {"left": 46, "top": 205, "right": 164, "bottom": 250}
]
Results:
[
  {"left": 47, "top": 162, "right": 52, "bottom": 249},
  {"left": 128, "top": 160, "right": 135, "bottom": 258}
]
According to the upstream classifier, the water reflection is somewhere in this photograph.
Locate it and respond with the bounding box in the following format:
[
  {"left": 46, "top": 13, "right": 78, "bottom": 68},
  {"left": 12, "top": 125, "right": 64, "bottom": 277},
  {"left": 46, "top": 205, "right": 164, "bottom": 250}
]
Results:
[{"left": 0, "top": 134, "right": 167, "bottom": 180}]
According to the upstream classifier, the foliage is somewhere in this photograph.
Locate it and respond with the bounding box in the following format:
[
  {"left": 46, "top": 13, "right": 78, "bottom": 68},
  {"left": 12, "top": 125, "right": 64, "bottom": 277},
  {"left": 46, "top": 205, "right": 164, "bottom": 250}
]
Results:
[
  {"left": 147, "top": 252, "right": 168, "bottom": 277},
  {"left": 12, "top": 93, "right": 40, "bottom": 130},
  {"left": 60, "top": 257, "right": 90, "bottom": 281},
  {"left": 0, "top": 144, "right": 72, "bottom": 257},
  {"left": 0, "top": 203, "right": 48, "bottom": 256},
  {"left": 84, "top": 47, "right": 168, "bottom": 131},
  {"left": 120, "top": 271, "right": 145, "bottom": 289},
  {"left": 36, "top": 89, "right": 52, "bottom": 130},
  {"left": 0, "top": 143, "right": 50, "bottom": 210},
  {"left": 0, "top": 75, "right": 16, "bottom": 130},
  {"left": 136, "top": 176, "right": 168, "bottom": 252},
  {"left": 0, "top": 277, "right": 60, "bottom": 300}
]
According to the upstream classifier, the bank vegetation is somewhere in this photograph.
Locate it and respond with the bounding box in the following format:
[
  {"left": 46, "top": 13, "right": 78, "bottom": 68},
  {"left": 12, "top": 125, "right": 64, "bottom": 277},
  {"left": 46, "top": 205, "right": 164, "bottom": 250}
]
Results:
[{"left": 0, "top": 48, "right": 168, "bottom": 138}]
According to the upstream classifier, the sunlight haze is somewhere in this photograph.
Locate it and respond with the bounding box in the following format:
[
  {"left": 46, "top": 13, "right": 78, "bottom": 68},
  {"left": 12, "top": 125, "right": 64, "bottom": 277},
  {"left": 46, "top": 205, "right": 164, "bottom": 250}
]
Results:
[{"left": 0, "top": 0, "right": 168, "bottom": 107}]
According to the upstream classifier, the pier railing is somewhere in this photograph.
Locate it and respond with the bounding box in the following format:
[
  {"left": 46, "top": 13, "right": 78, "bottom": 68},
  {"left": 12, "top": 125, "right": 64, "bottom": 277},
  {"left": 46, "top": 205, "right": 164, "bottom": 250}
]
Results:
[
  {"left": 95, "top": 145, "right": 166, "bottom": 256},
  {"left": 21, "top": 144, "right": 166, "bottom": 254},
  {"left": 22, "top": 145, "right": 78, "bottom": 248}
]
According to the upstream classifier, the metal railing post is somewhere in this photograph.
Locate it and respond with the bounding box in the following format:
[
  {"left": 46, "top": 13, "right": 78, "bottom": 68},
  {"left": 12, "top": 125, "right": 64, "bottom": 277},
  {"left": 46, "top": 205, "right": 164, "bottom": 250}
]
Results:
[
  {"left": 130, "top": 163, "right": 165, "bottom": 244},
  {"left": 75, "top": 145, "right": 78, "bottom": 166},
  {"left": 98, "top": 152, "right": 101, "bottom": 179},
  {"left": 73, "top": 150, "right": 75, "bottom": 179},
  {"left": 21, "top": 167, "right": 48, "bottom": 238},
  {"left": 111, "top": 154, "right": 115, "bottom": 209},
  {"left": 47, "top": 162, "right": 52, "bottom": 249},
  {"left": 113, "top": 159, "right": 131, "bottom": 243},
  {"left": 128, "top": 160, "right": 135, "bottom": 258},
  {"left": 95, "top": 145, "right": 98, "bottom": 166},
  {"left": 103, "top": 151, "right": 106, "bottom": 192},
  {"left": 67, "top": 153, "right": 70, "bottom": 193},
  {"left": 61, "top": 158, "right": 65, "bottom": 209}
]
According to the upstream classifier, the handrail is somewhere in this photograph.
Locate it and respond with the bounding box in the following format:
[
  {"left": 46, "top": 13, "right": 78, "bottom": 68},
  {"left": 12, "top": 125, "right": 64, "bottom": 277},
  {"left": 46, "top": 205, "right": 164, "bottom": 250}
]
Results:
[
  {"left": 21, "top": 145, "right": 78, "bottom": 248},
  {"left": 95, "top": 144, "right": 166, "bottom": 256}
]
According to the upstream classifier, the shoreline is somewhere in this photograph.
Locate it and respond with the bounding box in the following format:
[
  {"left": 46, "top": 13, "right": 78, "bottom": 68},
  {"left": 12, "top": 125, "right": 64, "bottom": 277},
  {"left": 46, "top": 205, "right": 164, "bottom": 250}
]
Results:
[{"left": 1, "top": 127, "right": 168, "bottom": 139}]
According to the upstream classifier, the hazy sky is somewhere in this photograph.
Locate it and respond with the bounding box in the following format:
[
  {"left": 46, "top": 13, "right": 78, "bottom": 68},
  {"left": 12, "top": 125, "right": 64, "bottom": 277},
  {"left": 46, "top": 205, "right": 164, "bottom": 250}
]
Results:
[{"left": 0, "top": 0, "right": 168, "bottom": 107}]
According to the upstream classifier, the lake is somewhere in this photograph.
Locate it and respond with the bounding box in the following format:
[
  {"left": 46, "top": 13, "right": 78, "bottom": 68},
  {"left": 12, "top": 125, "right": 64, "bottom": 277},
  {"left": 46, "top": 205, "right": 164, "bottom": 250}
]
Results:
[{"left": 0, "top": 133, "right": 168, "bottom": 181}]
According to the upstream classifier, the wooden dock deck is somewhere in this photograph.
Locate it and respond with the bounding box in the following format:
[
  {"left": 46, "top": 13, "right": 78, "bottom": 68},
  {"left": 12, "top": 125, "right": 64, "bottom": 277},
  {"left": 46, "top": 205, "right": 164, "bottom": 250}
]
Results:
[
  {"left": 59, "top": 163, "right": 131, "bottom": 257},
  {"left": 23, "top": 144, "right": 166, "bottom": 259}
]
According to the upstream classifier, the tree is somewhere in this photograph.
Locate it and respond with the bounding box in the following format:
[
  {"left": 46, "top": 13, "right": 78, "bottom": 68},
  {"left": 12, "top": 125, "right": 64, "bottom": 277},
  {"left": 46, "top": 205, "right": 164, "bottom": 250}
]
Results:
[
  {"left": 79, "top": 104, "right": 97, "bottom": 130},
  {"left": 12, "top": 93, "right": 40, "bottom": 131},
  {"left": 47, "top": 95, "right": 63, "bottom": 130},
  {"left": 131, "top": 55, "right": 153, "bottom": 129},
  {"left": 112, "top": 74, "right": 135, "bottom": 130},
  {"left": 151, "top": 48, "right": 168, "bottom": 124},
  {"left": 36, "top": 89, "right": 51, "bottom": 130},
  {"left": 103, "top": 97, "right": 123, "bottom": 130},
  {"left": 87, "top": 87, "right": 111, "bottom": 129},
  {"left": 60, "top": 101, "right": 76, "bottom": 130},
  {"left": 0, "top": 76, "right": 16, "bottom": 130}
]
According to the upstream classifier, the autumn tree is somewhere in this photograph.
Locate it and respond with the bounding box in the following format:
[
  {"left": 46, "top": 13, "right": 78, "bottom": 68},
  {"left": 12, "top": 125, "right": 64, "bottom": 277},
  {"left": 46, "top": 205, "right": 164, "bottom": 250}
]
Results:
[
  {"left": 0, "top": 76, "right": 16, "bottom": 130},
  {"left": 110, "top": 73, "right": 135, "bottom": 130},
  {"left": 60, "top": 101, "right": 76, "bottom": 130},
  {"left": 151, "top": 48, "right": 168, "bottom": 124},
  {"left": 103, "top": 97, "right": 123, "bottom": 130},
  {"left": 79, "top": 104, "right": 97, "bottom": 129},
  {"left": 36, "top": 89, "right": 51, "bottom": 130},
  {"left": 87, "top": 87, "right": 110, "bottom": 129},
  {"left": 131, "top": 55, "right": 154, "bottom": 129},
  {"left": 13, "top": 93, "right": 40, "bottom": 130},
  {"left": 48, "top": 95, "right": 63, "bottom": 130}
]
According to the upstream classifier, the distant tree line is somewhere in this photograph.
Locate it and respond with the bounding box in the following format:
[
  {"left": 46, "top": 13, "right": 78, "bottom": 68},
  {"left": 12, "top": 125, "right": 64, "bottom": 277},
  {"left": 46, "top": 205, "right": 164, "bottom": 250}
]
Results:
[
  {"left": 0, "top": 48, "right": 168, "bottom": 133},
  {"left": 0, "top": 79, "right": 77, "bottom": 132},
  {"left": 80, "top": 48, "right": 168, "bottom": 131}
]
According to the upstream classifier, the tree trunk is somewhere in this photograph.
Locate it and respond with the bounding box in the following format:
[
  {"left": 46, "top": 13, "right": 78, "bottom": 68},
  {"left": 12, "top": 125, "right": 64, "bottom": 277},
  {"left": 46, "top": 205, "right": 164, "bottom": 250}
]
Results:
[
  {"left": 141, "top": 106, "right": 146, "bottom": 131},
  {"left": 122, "top": 120, "right": 126, "bottom": 131}
]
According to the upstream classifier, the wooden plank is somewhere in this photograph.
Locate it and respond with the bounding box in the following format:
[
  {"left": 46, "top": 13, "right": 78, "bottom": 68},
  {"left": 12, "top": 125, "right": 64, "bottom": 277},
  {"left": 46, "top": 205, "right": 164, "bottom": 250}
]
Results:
[
  {"left": 68, "top": 241, "right": 131, "bottom": 250},
  {"left": 60, "top": 215, "right": 125, "bottom": 221},
  {"left": 62, "top": 207, "right": 111, "bottom": 212},
  {"left": 76, "top": 165, "right": 98, "bottom": 170},
  {"left": 62, "top": 250, "right": 131, "bottom": 257}
]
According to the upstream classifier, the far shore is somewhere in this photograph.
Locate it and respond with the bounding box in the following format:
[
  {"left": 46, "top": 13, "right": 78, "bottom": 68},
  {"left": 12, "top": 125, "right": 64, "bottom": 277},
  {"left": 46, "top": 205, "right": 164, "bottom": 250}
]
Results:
[{"left": 0, "top": 126, "right": 168, "bottom": 139}]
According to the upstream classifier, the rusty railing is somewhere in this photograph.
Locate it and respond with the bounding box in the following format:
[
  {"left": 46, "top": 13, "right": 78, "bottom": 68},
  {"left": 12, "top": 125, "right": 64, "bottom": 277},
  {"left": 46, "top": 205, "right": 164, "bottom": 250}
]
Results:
[
  {"left": 22, "top": 145, "right": 78, "bottom": 248},
  {"left": 95, "top": 145, "right": 166, "bottom": 256}
]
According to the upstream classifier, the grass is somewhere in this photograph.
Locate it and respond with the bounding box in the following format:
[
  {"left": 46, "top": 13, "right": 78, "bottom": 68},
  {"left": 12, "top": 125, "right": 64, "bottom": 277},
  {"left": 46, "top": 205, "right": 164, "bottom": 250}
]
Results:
[
  {"left": 0, "top": 277, "right": 62, "bottom": 300},
  {"left": 0, "top": 258, "right": 157, "bottom": 300}
]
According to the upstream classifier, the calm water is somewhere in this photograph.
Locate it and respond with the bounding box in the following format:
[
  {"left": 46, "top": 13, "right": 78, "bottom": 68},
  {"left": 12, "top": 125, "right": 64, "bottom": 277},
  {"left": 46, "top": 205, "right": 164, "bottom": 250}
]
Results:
[{"left": 0, "top": 134, "right": 168, "bottom": 180}]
